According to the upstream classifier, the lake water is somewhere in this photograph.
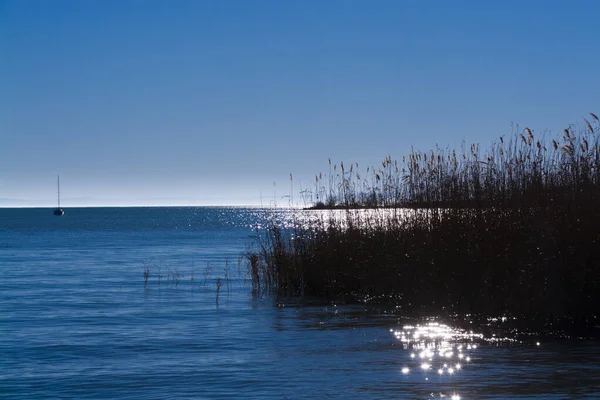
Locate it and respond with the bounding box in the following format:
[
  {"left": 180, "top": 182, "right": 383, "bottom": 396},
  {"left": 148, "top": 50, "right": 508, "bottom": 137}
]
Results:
[{"left": 1, "top": 207, "right": 599, "bottom": 399}]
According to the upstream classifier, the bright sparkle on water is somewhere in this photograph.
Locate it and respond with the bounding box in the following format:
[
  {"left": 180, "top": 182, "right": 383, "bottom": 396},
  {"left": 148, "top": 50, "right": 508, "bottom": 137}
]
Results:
[{"left": 392, "top": 322, "right": 484, "bottom": 400}]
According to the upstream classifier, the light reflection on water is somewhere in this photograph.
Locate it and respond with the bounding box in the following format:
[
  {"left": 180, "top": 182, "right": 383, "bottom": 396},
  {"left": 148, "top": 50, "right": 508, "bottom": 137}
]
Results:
[
  {"left": 390, "top": 322, "right": 483, "bottom": 400},
  {"left": 250, "top": 207, "right": 426, "bottom": 232},
  {"left": 385, "top": 319, "right": 600, "bottom": 399}
]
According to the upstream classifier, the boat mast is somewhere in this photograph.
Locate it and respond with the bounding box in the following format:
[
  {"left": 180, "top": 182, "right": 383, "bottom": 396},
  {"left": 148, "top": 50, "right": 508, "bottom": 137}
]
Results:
[{"left": 57, "top": 175, "right": 61, "bottom": 208}]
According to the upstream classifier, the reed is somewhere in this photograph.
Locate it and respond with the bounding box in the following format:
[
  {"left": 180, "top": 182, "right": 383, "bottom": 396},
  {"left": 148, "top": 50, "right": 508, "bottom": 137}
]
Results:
[
  {"left": 249, "top": 114, "right": 600, "bottom": 333},
  {"left": 139, "top": 260, "right": 236, "bottom": 298},
  {"left": 216, "top": 277, "right": 223, "bottom": 306},
  {"left": 168, "top": 268, "right": 182, "bottom": 287},
  {"left": 203, "top": 262, "right": 212, "bottom": 286},
  {"left": 143, "top": 267, "right": 150, "bottom": 288}
]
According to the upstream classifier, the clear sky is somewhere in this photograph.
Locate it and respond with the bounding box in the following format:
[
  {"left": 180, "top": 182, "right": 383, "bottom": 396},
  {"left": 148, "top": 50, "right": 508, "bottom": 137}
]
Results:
[{"left": 1, "top": 0, "right": 599, "bottom": 207}]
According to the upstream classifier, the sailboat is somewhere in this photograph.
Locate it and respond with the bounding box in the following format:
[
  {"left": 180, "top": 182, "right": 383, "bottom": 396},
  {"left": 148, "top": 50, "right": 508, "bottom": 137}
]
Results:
[{"left": 53, "top": 175, "right": 64, "bottom": 216}]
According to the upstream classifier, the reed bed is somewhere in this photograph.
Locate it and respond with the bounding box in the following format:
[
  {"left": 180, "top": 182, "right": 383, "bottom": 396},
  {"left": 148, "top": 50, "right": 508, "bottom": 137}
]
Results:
[{"left": 249, "top": 113, "right": 600, "bottom": 333}]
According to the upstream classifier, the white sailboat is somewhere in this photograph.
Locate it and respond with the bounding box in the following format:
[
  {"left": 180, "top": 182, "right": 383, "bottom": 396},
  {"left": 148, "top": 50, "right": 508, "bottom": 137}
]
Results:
[{"left": 53, "top": 175, "right": 64, "bottom": 216}]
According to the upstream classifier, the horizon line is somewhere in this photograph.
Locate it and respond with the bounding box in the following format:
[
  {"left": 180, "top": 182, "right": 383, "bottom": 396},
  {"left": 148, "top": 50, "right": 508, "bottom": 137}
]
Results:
[{"left": 0, "top": 203, "right": 300, "bottom": 209}]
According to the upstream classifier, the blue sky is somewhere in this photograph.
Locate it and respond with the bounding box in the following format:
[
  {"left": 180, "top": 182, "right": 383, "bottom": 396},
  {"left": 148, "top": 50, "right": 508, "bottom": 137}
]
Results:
[{"left": 1, "top": 0, "right": 599, "bottom": 206}]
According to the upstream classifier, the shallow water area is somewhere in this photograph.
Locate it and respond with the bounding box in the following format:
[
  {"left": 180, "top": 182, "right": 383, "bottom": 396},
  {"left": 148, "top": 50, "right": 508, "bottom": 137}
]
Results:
[{"left": 1, "top": 207, "right": 599, "bottom": 399}]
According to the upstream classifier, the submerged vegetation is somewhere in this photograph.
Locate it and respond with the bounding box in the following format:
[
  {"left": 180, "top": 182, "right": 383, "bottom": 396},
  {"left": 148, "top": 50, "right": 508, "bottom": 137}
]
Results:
[
  {"left": 249, "top": 113, "right": 600, "bottom": 333},
  {"left": 142, "top": 258, "right": 244, "bottom": 305}
]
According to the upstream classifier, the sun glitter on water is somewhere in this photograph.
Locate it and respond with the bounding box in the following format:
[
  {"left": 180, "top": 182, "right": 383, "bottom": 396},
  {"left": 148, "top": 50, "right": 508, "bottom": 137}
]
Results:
[{"left": 392, "top": 322, "right": 484, "bottom": 399}]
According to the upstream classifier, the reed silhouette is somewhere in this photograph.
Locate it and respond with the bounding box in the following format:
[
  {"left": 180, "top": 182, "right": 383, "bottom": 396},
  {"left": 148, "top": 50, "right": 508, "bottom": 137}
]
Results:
[{"left": 249, "top": 113, "right": 600, "bottom": 333}]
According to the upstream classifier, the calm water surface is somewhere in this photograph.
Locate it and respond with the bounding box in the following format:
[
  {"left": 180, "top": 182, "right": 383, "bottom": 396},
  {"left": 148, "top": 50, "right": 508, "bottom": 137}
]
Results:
[{"left": 1, "top": 207, "right": 599, "bottom": 399}]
